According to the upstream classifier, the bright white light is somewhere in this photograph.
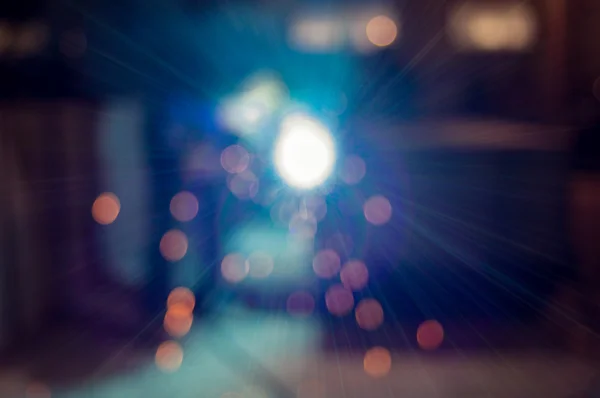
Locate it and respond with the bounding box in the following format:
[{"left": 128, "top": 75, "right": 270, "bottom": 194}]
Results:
[{"left": 274, "top": 114, "right": 335, "bottom": 189}]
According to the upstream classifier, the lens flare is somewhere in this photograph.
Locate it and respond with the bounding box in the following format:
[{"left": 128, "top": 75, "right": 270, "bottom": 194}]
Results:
[{"left": 274, "top": 114, "right": 335, "bottom": 189}]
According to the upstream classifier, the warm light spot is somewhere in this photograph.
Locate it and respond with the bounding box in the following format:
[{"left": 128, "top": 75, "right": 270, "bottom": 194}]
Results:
[
  {"left": 366, "top": 15, "right": 398, "bottom": 47},
  {"left": 468, "top": 10, "right": 534, "bottom": 51},
  {"left": 160, "top": 229, "right": 188, "bottom": 262},
  {"left": 167, "top": 287, "right": 195, "bottom": 313},
  {"left": 164, "top": 305, "right": 193, "bottom": 338},
  {"left": 25, "top": 382, "right": 51, "bottom": 398},
  {"left": 155, "top": 341, "right": 183, "bottom": 373},
  {"left": 449, "top": 3, "right": 536, "bottom": 52},
  {"left": 170, "top": 191, "right": 199, "bottom": 222},
  {"left": 363, "top": 195, "right": 392, "bottom": 225},
  {"left": 339, "top": 155, "right": 366, "bottom": 185},
  {"left": 467, "top": 13, "right": 509, "bottom": 50},
  {"left": 417, "top": 320, "right": 444, "bottom": 351},
  {"left": 325, "top": 284, "right": 354, "bottom": 316},
  {"left": 340, "top": 260, "right": 369, "bottom": 291},
  {"left": 221, "top": 253, "right": 249, "bottom": 283},
  {"left": 246, "top": 251, "right": 274, "bottom": 279},
  {"left": 92, "top": 192, "right": 120, "bottom": 225},
  {"left": 297, "top": 379, "right": 326, "bottom": 398},
  {"left": 312, "top": 249, "right": 341, "bottom": 279},
  {"left": 507, "top": 11, "right": 535, "bottom": 50},
  {"left": 289, "top": 213, "right": 318, "bottom": 240},
  {"left": 363, "top": 347, "right": 391, "bottom": 378},
  {"left": 60, "top": 29, "right": 86, "bottom": 58},
  {"left": 220, "top": 144, "right": 250, "bottom": 174},
  {"left": 355, "top": 299, "right": 384, "bottom": 331},
  {"left": 227, "top": 170, "right": 259, "bottom": 200},
  {"left": 286, "top": 291, "right": 315, "bottom": 318}
]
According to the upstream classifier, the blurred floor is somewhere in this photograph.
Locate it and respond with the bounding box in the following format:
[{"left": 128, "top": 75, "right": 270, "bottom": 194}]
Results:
[{"left": 0, "top": 306, "right": 598, "bottom": 398}]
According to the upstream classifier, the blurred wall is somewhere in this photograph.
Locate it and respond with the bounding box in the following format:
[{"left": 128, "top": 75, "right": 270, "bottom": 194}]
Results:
[
  {"left": 0, "top": 100, "right": 150, "bottom": 349},
  {"left": 0, "top": 102, "right": 99, "bottom": 348},
  {"left": 567, "top": 0, "right": 600, "bottom": 110},
  {"left": 0, "top": 127, "right": 39, "bottom": 348}
]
